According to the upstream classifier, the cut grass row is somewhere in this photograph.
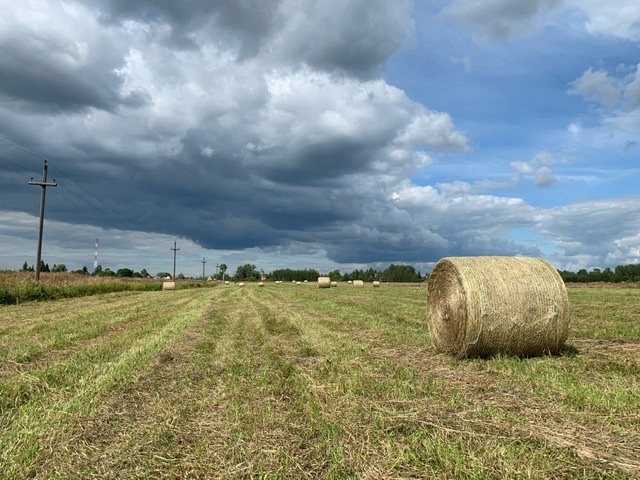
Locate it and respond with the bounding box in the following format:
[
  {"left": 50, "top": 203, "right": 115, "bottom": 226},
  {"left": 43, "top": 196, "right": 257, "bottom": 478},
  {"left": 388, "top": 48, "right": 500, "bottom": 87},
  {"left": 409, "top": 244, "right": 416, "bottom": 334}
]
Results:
[{"left": 0, "top": 283, "right": 638, "bottom": 478}]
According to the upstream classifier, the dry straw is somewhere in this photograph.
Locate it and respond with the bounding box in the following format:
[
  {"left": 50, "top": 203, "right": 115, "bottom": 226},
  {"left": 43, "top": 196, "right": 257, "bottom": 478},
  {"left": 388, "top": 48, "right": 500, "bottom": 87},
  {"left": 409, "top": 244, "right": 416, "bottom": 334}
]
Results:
[
  {"left": 427, "top": 256, "right": 570, "bottom": 358},
  {"left": 352, "top": 280, "right": 364, "bottom": 288},
  {"left": 372, "top": 281, "right": 381, "bottom": 288},
  {"left": 317, "top": 277, "right": 331, "bottom": 288},
  {"left": 238, "top": 282, "right": 245, "bottom": 287},
  {"left": 162, "top": 281, "right": 175, "bottom": 291},
  {"left": 258, "top": 282, "right": 264, "bottom": 287},
  {"left": 330, "top": 281, "right": 338, "bottom": 287}
]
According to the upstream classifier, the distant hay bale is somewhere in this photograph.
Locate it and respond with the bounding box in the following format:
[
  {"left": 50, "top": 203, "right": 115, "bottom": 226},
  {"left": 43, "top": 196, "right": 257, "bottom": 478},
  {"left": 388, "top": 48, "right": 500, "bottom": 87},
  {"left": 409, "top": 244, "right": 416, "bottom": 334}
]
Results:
[
  {"left": 304, "top": 280, "right": 308, "bottom": 283},
  {"left": 427, "top": 256, "right": 570, "bottom": 358},
  {"left": 162, "top": 281, "right": 175, "bottom": 291},
  {"left": 258, "top": 282, "right": 264, "bottom": 287},
  {"left": 238, "top": 282, "right": 245, "bottom": 287},
  {"left": 224, "top": 281, "right": 230, "bottom": 285},
  {"left": 330, "top": 281, "right": 338, "bottom": 287},
  {"left": 372, "top": 281, "right": 381, "bottom": 288},
  {"left": 317, "top": 277, "right": 331, "bottom": 288},
  {"left": 296, "top": 281, "right": 301, "bottom": 285},
  {"left": 352, "top": 280, "right": 364, "bottom": 288},
  {"left": 347, "top": 280, "right": 353, "bottom": 284}
]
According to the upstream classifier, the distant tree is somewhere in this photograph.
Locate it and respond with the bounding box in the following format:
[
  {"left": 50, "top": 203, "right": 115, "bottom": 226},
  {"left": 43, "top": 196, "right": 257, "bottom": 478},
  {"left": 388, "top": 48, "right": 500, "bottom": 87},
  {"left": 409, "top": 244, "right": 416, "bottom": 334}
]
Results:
[
  {"left": 92, "top": 265, "right": 103, "bottom": 276},
  {"left": 178, "top": 273, "right": 185, "bottom": 279},
  {"left": 102, "top": 268, "right": 116, "bottom": 277},
  {"left": 382, "top": 264, "right": 422, "bottom": 282},
  {"left": 52, "top": 264, "right": 68, "bottom": 273},
  {"left": 328, "top": 269, "right": 341, "bottom": 281},
  {"left": 116, "top": 268, "right": 134, "bottom": 278},
  {"left": 132, "top": 271, "right": 142, "bottom": 278},
  {"left": 22, "top": 261, "right": 29, "bottom": 271},
  {"left": 140, "top": 268, "right": 149, "bottom": 278},
  {"left": 157, "top": 271, "right": 172, "bottom": 279},
  {"left": 218, "top": 263, "right": 228, "bottom": 280},
  {"left": 235, "top": 264, "right": 259, "bottom": 281}
]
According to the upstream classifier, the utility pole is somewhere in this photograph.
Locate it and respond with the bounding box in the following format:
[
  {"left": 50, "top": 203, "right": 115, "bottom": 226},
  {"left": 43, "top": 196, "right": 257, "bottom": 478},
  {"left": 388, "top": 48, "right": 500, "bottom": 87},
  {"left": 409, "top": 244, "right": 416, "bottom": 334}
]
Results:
[
  {"left": 28, "top": 161, "right": 57, "bottom": 282},
  {"left": 215, "top": 263, "right": 219, "bottom": 281},
  {"left": 170, "top": 241, "right": 179, "bottom": 280},
  {"left": 201, "top": 257, "right": 207, "bottom": 280}
]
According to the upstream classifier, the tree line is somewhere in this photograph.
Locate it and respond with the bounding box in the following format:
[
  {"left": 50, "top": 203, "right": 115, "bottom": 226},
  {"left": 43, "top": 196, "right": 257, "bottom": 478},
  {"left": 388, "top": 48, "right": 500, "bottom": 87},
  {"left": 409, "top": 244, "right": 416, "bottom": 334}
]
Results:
[
  {"left": 21, "top": 260, "right": 640, "bottom": 283},
  {"left": 233, "top": 263, "right": 424, "bottom": 283},
  {"left": 558, "top": 264, "right": 640, "bottom": 283}
]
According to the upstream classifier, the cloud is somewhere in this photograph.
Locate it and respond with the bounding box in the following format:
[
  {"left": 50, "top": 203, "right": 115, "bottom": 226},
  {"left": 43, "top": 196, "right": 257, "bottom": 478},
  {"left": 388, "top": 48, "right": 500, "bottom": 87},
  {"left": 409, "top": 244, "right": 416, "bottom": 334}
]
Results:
[
  {"left": 567, "top": 64, "right": 640, "bottom": 143},
  {"left": 567, "top": 68, "right": 622, "bottom": 109},
  {"left": 535, "top": 166, "right": 556, "bottom": 187},
  {"left": 535, "top": 196, "right": 640, "bottom": 265},
  {"left": 566, "top": 0, "right": 640, "bottom": 41},
  {"left": 442, "top": 0, "right": 640, "bottom": 44},
  {"left": 441, "top": 0, "right": 561, "bottom": 41},
  {"left": 273, "top": 0, "right": 415, "bottom": 78},
  {"left": 0, "top": 2, "right": 144, "bottom": 114},
  {"left": 0, "top": 0, "right": 471, "bottom": 272}
]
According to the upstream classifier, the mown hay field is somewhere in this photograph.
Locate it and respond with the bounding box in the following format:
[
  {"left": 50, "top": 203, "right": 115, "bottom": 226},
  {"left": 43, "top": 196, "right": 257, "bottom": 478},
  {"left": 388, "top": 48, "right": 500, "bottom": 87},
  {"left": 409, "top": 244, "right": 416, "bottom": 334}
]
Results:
[{"left": 0, "top": 282, "right": 638, "bottom": 479}]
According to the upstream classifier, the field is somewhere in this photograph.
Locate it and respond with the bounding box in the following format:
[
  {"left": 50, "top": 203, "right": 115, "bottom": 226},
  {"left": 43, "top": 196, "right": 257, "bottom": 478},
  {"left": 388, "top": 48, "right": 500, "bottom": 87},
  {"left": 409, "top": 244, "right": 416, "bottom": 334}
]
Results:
[{"left": 0, "top": 282, "right": 639, "bottom": 479}]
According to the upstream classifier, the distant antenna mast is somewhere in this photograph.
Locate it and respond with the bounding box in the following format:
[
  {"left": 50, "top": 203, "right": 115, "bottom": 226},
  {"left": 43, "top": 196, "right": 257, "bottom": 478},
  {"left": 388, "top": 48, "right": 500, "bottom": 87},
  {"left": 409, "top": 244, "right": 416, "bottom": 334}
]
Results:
[{"left": 94, "top": 238, "right": 99, "bottom": 269}]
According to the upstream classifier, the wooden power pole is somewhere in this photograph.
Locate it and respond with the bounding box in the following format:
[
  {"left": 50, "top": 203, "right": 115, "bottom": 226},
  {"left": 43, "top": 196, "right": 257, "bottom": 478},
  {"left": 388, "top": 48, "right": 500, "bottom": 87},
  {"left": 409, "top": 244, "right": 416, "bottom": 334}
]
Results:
[{"left": 28, "top": 161, "right": 57, "bottom": 282}]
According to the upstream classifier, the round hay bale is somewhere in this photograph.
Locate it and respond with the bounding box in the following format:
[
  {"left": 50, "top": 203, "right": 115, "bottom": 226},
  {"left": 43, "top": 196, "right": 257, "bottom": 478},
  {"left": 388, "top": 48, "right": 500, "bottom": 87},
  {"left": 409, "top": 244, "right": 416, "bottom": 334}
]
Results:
[
  {"left": 238, "top": 282, "right": 245, "bottom": 287},
  {"left": 258, "top": 282, "right": 264, "bottom": 287},
  {"left": 347, "top": 280, "right": 353, "bottom": 284},
  {"left": 317, "top": 276, "right": 331, "bottom": 288},
  {"left": 296, "top": 281, "right": 301, "bottom": 285},
  {"left": 330, "top": 281, "right": 338, "bottom": 287},
  {"left": 162, "top": 281, "right": 175, "bottom": 291},
  {"left": 224, "top": 281, "right": 230, "bottom": 285},
  {"left": 427, "top": 256, "right": 570, "bottom": 358},
  {"left": 352, "top": 280, "right": 364, "bottom": 288},
  {"left": 372, "top": 281, "right": 381, "bottom": 288}
]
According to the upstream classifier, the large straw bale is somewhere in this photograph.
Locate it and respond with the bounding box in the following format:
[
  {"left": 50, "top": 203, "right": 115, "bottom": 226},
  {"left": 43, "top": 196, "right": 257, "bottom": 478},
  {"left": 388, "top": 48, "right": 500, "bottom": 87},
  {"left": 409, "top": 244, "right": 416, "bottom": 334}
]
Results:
[
  {"left": 352, "top": 280, "right": 364, "bottom": 288},
  {"left": 330, "top": 281, "right": 338, "bottom": 287},
  {"left": 162, "top": 281, "right": 175, "bottom": 291},
  {"left": 238, "top": 282, "right": 245, "bottom": 287},
  {"left": 372, "top": 281, "right": 381, "bottom": 288},
  {"left": 317, "top": 277, "right": 331, "bottom": 288},
  {"left": 258, "top": 282, "right": 264, "bottom": 287},
  {"left": 427, "top": 256, "right": 570, "bottom": 358}
]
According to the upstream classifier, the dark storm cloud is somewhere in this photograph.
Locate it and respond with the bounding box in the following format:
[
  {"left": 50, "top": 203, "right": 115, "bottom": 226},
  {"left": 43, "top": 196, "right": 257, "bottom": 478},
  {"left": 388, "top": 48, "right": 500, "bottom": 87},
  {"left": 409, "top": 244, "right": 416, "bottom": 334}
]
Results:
[
  {"left": 93, "top": 0, "right": 283, "bottom": 55},
  {"left": 94, "top": 0, "right": 413, "bottom": 77},
  {"left": 279, "top": 0, "right": 415, "bottom": 78},
  {"left": 0, "top": 13, "right": 144, "bottom": 113}
]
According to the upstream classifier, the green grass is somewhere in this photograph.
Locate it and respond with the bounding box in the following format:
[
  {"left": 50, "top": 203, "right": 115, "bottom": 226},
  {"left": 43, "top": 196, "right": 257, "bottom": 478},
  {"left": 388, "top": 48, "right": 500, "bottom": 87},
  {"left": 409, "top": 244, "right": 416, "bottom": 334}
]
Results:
[{"left": 0, "top": 282, "right": 638, "bottom": 478}]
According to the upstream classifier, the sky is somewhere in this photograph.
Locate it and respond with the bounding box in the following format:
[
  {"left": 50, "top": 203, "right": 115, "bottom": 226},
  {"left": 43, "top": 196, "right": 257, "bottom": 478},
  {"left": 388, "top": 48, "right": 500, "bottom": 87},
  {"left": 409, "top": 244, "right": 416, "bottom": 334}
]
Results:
[{"left": 1, "top": 0, "right": 639, "bottom": 278}]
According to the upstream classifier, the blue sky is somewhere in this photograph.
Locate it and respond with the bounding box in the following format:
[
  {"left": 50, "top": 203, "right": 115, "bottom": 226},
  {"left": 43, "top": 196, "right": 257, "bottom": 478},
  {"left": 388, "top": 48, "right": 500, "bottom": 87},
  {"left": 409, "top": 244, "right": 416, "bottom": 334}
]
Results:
[{"left": 1, "top": 0, "right": 639, "bottom": 277}]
